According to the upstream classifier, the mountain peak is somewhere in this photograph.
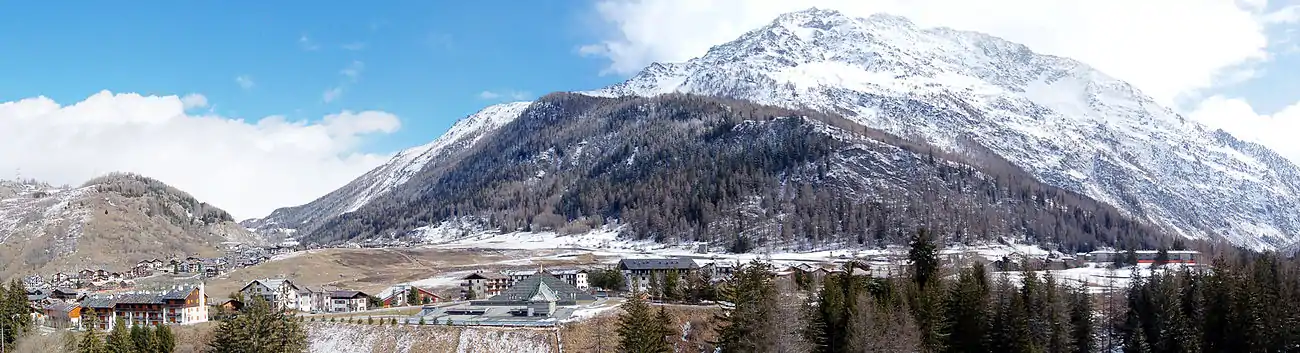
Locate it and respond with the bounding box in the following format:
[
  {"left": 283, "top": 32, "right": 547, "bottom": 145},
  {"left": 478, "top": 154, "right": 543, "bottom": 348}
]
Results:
[{"left": 591, "top": 9, "right": 1300, "bottom": 249}]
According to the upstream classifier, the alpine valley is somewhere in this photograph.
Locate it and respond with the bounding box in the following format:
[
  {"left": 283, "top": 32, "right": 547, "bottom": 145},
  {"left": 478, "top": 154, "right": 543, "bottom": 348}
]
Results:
[{"left": 244, "top": 8, "right": 1300, "bottom": 252}]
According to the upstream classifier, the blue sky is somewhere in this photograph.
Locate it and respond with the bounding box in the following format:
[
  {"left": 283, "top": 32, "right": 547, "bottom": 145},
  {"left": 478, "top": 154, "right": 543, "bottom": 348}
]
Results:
[
  {"left": 1, "top": 0, "right": 1295, "bottom": 219},
  {"left": 0, "top": 1, "right": 623, "bottom": 154}
]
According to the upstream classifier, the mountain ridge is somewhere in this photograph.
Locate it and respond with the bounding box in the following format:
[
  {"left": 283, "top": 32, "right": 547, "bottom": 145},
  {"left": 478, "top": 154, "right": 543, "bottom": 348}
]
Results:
[{"left": 587, "top": 7, "right": 1300, "bottom": 249}]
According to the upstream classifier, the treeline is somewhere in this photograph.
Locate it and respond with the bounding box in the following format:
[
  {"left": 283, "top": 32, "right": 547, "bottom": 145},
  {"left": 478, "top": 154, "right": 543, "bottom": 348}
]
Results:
[
  {"left": 63, "top": 298, "right": 305, "bottom": 353},
  {"left": 312, "top": 93, "right": 1165, "bottom": 254},
  {"left": 645, "top": 229, "right": 1300, "bottom": 353},
  {"left": 84, "top": 172, "right": 233, "bottom": 224},
  {"left": 64, "top": 312, "right": 176, "bottom": 353}
]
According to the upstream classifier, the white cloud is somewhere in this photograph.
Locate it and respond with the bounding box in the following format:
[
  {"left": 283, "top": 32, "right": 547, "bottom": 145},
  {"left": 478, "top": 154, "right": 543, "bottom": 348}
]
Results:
[
  {"left": 180, "top": 94, "right": 208, "bottom": 109},
  {"left": 341, "top": 42, "right": 367, "bottom": 51},
  {"left": 581, "top": 0, "right": 1296, "bottom": 106},
  {"left": 0, "top": 91, "right": 400, "bottom": 220},
  {"left": 478, "top": 90, "right": 530, "bottom": 101},
  {"left": 323, "top": 87, "right": 344, "bottom": 103},
  {"left": 299, "top": 34, "right": 320, "bottom": 51},
  {"left": 235, "top": 75, "right": 255, "bottom": 90},
  {"left": 1190, "top": 95, "right": 1300, "bottom": 163}
]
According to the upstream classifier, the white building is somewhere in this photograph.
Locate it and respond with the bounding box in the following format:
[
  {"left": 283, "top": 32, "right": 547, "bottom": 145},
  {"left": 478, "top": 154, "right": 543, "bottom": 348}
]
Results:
[
  {"left": 239, "top": 279, "right": 301, "bottom": 311},
  {"left": 328, "top": 291, "right": 370, "bottom": 313},
  {"left": 548, "top": 268, "right": 590, "bottom": 290}
]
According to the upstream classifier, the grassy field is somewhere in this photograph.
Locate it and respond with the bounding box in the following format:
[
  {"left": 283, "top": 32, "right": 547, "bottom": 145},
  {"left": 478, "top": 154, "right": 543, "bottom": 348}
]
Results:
[{"left": 204, "top": 246, "right": 607, "bottom": 300}]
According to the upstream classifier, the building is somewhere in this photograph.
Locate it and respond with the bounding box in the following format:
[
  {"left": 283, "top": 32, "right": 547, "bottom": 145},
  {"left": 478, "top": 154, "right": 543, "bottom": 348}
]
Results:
[
  {"left": 79, "top": 284, "right": 208, "bottom": 330},
  {"left": 468, "top": 274, "right": 598, "bottom": 317},
  {"left": 700, "top": 261, "right": 737, "bottom": 281},
  {"left": 547, "top": 268, "right": 590, "bottom": 290},
  {"left": 43, "top": 302, "right": 81, "bottom": 329},
  {"left": 328, "top": 291, "right": 370, "bottom": 313},
  {"left": 49, "top": 288, "right": 80, "bottom": 301},
  {"left": 461, "top": 272, "right": 511, "bottom": 299},
  {"left": 239, "top": 279, "right": 301, "bottom": 310},
  {"left": 1088, "top": 250, "right": 1201, "bottom": 264},
  {"left": 296, "top": 285, "right": 335, "bottom": 313},
  {"left": 379, "top": 285, "right": 442, "bottom": 307},
  {"left": 617, "top": 258, "right": 699, "bottom": 292}
]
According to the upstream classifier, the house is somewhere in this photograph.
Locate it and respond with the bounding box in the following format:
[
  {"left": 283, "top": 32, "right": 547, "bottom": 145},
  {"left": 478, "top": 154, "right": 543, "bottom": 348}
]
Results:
[
  {"left": 78, "top": 269, "right": 96, "bottom": 283},
  {"left": 217, "top": 299, "right": 244, "bottom": 312},
  {"left": 503, "top": 270, "right": 538, "bottom": 285},
  {"left": 328, "top": 291, "right": 370, "bottom": 313},
  {"left": 379, "top": 285, "right": 442, "bottom": 307},
  {"left": 617, "top": 258, "right": 699, "bottom": 292},
  {"left": 43, "top": 302, "right": 82, "bottom": 329},
  {"left": 461, "top": 272, "right": 511, "bottom": 300},
  {"left": 49, "top": 288, "right": 80, "bottom": 301},
  {"left": 700, "top": 261, "right": 737, "bottom": 281},
  {"left": 547, "top": 268, "right": 590, "bottom": 291},
  {"left": 79, "top": 284, "right": 208, "bottom": 330},
  {"left": 295, "top": 285, "right": 336, "bottom": 313},
  {"left": 465, "top": 274, "right": 597, "bottom": 317},
  {"left": 239, "top": 279, "right": 302, "bottom": 311}
]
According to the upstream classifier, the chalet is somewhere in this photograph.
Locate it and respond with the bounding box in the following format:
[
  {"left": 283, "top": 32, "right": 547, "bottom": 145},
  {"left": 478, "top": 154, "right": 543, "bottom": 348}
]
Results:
[
  {"left": 43, "top": 302, "right": 82, "bottom": 329},
  {"left": 217, "top": 299, "right": 244, "bottom": 312},
  {"left": 239, "top": 279, "right": 301, "bottom": 311},
  {"left": 700, "top": 261, "right": 737, "bottom": 281},
  {"left": 49, "top": 288, "right": 80, "bottom": 301},
  {"left": 379, "top": 285, "right": 442, "bottom": 307},
  {"left": 618, "top": 258, "right": 699, "bottom": 292},
  {"left": 79, "top": 284, "right": 208, "bottom": 330},
  {"left": 328, "top": 291, "right": 370, "bottom": 313},
  {"left": 296, "top": 285, "right": 336, "bottom": 313},
  {"left": 461, "top": 272, "right": 511, "bottom": 300},
  {"left": 78, "top": 269, "right": 96, "bottom": 282}
]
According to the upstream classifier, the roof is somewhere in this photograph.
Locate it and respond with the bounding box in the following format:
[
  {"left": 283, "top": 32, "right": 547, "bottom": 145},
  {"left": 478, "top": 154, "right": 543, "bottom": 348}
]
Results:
[
  {"left": 44, "top": 302, "right": 78, "bottom": 314},
  {"left": 244, "top": 279, "right": 297, "bottom": 292},
  {"left": 330, "top": 290, "right": 368, "bottom": 299},
  {"left": 618, "top": 258, "right": 699, "bottom": 271},
  {"left": 546, "top": 268, "right": 588, "bottom": 275},
  {"left": 489, "top": 274, "right": 596, "bottom": 303},
  {"left": 463, "top": 272, "right": 508, "bottom": 280}
]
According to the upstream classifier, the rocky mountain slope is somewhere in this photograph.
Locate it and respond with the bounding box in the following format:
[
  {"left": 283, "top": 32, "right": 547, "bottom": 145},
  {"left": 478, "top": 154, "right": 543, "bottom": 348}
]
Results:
[
  {"left": 0, "top": 173, "right": 261, "bottom": 281},
  {"left": 588, "top": 8, "right": 1300, "bottom": 250},
  {"left": 305, "top": 93, "right": 1168, "bottom": 253},
  {"left": 241, "top": 102, "right": 532, "bottom": 240}
]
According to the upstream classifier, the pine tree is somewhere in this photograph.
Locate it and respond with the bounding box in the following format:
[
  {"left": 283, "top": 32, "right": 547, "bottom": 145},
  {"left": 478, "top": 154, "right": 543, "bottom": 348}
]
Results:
[
  {"left": 664, "top": 271, "right": 681, "bottom": 302},
  {"left": 1068, "top": 283, "right": 1094, "bottom": 353},
  {"left": 940, "top": 264, "right": 989, "bottom": 353},
  {"left": 76, "top": 309, "right": 106, "bottom": 353},
  {"left": 908, "top": 228, "right": 940, "bottom": 289},
  {"left": 129, "top": 324, "right": 152, "bottom": 352},
  {"left": 655, "top": 307, "right": 678, "bottom": 351},
  {"left": 406, "top": 288, "right": 420, "bottom": 307},
  {"left": 713, "top": 260, "right": 779, "bottom": 352},
  {"left": 154, "top": 324, "right": 175, "bottom": 353},
  {"left": 617, "top": 291, "right": 670, "bottom": 352},
  {"left": 418, "top": 316, "right": 426, "bottom": 325},
  {"left": 104, "top": 318, "right": 132, "bottom": 353},
  {"left": 1, "top": 280, "right": 32, "bottom": 347},
  {"left": 207, "top": 297, "right": 307, "bottom": 353}
]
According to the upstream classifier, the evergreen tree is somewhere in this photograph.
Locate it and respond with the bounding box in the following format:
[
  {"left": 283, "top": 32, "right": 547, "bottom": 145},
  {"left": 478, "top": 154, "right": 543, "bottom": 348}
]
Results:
[
  {"left": 154, "top": 324, "right": 175, "bottom": 353},
  {"left": 940, "top": 263, "right": 989, "bottom": 353},
  {"left": 617, "top": 291, "right": 670, "bottom": 352},
  {"left": 655, "top": 307, "right": 678, "bottom": 351},
  {"left": 77, "top": 310, "right": 106, "bottom": 353},
  {"left": 664, "top": 271, "right": 681, "bottom": 302},
  {"left": 1153, "top": 249, "right": 1170, "bottom": 267},
  {"left": 1068, "top": 283, "right": 1094, "bottom": 353},
  {"left": 104, "top": 318, "right": 132, "bottom": 353},
  {"left": 406, "top": 288, "right": 420, "bottom": 307},
  {"left": 908, "top": 228, "right": 940, "bottom": 289},
  {"left": 1, "top": 280, "right": 32, "bottom": 347},
  {"left": 129, "top": 324, "right": 152, "bottom": 352},
  {"left": 714, "top": 260, "right": 779, "bottom": 352},
  {"left": 206, "top": 297, "right": 307, "bottom": 353}
]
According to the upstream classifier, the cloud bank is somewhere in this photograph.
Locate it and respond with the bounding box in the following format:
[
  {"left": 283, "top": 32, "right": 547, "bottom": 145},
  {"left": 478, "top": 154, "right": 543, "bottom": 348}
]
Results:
[{"left": 0, "top": 91, "right": 400, "bottom": 220}]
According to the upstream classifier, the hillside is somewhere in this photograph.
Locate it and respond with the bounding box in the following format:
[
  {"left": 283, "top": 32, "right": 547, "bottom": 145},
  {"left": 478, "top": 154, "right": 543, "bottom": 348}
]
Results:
[
  {"left": 0, "top": 173, "right": 261, "bottom": 281},
  {"left": 306, "top": 93, "right": 1168, "bottom": 253},
  {"left": 589, "top": 8, "right": 1300, "bottom": 249},
  {"left": 241, "top": 102, "right": 532, "bottom": 240}
]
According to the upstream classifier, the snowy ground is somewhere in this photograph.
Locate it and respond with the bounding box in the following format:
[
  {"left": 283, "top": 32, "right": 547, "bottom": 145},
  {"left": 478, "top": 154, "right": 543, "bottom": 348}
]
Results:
[{"left": 995, "top": 263, "right": 1200, "bottom": 293}]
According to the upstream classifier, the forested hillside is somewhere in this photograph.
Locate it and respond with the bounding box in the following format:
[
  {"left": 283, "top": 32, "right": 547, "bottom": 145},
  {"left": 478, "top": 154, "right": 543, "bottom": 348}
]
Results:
[{"left": 308, "top": 93, "right": 1167, "bottom": 253}]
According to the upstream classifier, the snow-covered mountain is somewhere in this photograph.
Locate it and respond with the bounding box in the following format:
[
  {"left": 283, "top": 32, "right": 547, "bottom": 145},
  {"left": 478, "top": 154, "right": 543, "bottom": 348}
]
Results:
[
  {"left": 241, "top": 101, "right": 532, "bottom": 238},
  {"left": 589, "top": 8, "right": 1300, "bottom": 250}
]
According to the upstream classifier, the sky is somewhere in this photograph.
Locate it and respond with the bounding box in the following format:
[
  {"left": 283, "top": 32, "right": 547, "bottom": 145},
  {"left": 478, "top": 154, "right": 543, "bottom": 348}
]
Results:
[{"left": 0, "top": 0, "right": 1298, "bottom": 220}]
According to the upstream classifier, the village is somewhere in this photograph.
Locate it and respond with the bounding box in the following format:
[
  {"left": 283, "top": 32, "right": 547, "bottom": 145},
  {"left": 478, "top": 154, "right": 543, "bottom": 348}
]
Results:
[{"left": 13, "top": 245, "right": 1203, "bottom": 333}]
